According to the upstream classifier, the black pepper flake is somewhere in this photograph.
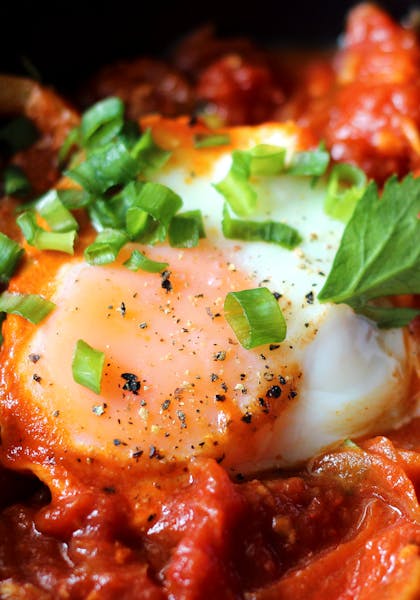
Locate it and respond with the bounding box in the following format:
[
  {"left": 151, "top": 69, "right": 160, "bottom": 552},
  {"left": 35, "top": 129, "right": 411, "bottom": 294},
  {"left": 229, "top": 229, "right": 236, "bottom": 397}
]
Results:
[
  {"left": 132, "top": 449, "right": 143, "bottom": 459},
  {"left": 215, "top": 394, "right": 226, "bottom": 402},
  {"left": 266, "top": 385, "right": 282, "bottom": 399},
  {"left": 103, "top": 486, "right": 116, "bottom": 494},
  {"left": 161, "top": 270, "right": 172, "bottom": 293},
  {"left": 272, "top": 291, "right": 282, "bottom": 300},
  {"left": 147, "top": 513, "right": 157, "bottom": 522},
  {"left": 241, "top": 413, "right": 252, "bottom": 424},
  {"left": 240, "top": 373, "right": 246, "bottom": 381},
  {"left": 32, "top": 373, "right": 42, "bottom": 383},
  {"left": 177, "top": 410, "right": 187, "bottom": 428},
  {"left": 279, "top": 376, "right": 286, "bottom": 385},
  {"left": 216, "top": 453, "right": 226, "bottom": 464},
  {"left": 113, "top": 439, "right": 122, "bottom": 446},
  {"left": 210, "top": 373, "right": 219, "bottom": 382},
  {"left": 139, "top": 322, "right": 148, "bottom": 329},
  {"left": 52, "top": 410, "right": 60, "bottom": 417},
  {"left": 161, "top": 399, "right": 171, "bottom": 411},
  {"left": 305, "top": 291, "right": 314, "bottom": 304},
  {"left": 289, "top": 390, "right": 298, "bottom": 399},
  {"left": 92, "top": 403, "right": 107, "bottom": 416},
  {"left": 28, "top": 353, "right": 40, "bottom": 363},
  {"left": 213, "top": 351, "right": 226, "bottom": 361},
  {"left": 119, "top": 301, "right": 126, "bottom": 316},
  {"left": 221, "top": 382, "right": 228, "bottom": 392},
  {"left": 269, "top": 344, "right": 280, "bottom": 351},
  {"left": 121, "top": 373, "right": 141, "bottom": 395}
]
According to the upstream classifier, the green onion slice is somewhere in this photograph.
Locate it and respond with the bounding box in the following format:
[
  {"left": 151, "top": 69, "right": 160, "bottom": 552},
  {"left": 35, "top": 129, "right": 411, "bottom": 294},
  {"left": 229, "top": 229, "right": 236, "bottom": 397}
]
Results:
[
  {"left": 248, "top": 144, "right": 286, "bottom": 176},
  {"left": 84, "top": 228, "right": 128, "bottom": 265},
  {"left": 0, "top": 233, "right": 23, "bottom": 284},
  {"left": 193, "top": 133, "right": 231, "bottom": 149},
  {"left": 0, "top": 292, "right": 55, "bottom": 324},
  {"left": 81, "top": 97, "right": 124, "bottom": 148},
  {"left": 65, "top": 139, "right": 139, "bottom": 195},
  {"left": 324, "top": 163, "right": 367, "bottom": 223},
  {"left": 36, "top": 190, "right": 79, "bottom": 232},
  {"left": 17, "top": 211, "right": 76, "bottom": 254},
  {"left": 123, "top": 249, "right": 169, "bottom": 273},
  {"left": 58, "top": 127, "right": 81, "bottom": 164},
  {"left": 288, "top": 144, "right": 330, "bottom": 176},
  {"left": 168, "top": 215, "right": 200, "bottom": 248},
  {"left": 213, "top": 150, "right": 257, "bottom": 216},
  {"left": 57, "top": 189, "right": 92, "bottom": 210},
  {"left": 222, "top": 204, "right": 302, "bottom": 249},
  {"left": 72, "top": 339, "right": 105, "bottom": 394},
  {"left": 224, "top": 288, "right": 287, "bottom": 349},
  {"left": 3, "top": 165, "right": 31, "bottom": 197},
  {"left": 132, "top": 128, "right": 172, "bottom": 175},
  {"left": 125, "top": 181, "right": 183, "bottom": 234}
]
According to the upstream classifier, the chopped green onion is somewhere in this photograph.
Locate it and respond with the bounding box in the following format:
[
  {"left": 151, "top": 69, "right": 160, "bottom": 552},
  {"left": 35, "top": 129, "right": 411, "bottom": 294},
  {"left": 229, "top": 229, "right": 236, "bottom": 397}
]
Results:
[
  {"left": 0, "top": 116, "right": 39, "bottom": 154},
  {"left": 72, "top": 339, "right": 105, "bottom": 394},
  {"left": 288, "top": 144, "right": 329, "bottom": 176},
  {"left": 57, "top": 189, "right": 92, "bottom": 210},
  {"left": 131, "top": 128, "right": 172, "bottom": 175},
  {"left": 84, "top": 228, "right": 128, "bottom": 265},
  {"left": 3, "top": 165, "right": 31, "bottom": 197},
  {"left": 248, "top": 144, "right": 286, "bottom": 176},
  {"left": 88, "top": 198, "right": 125, "bottom": 232},
  {"left": 176, "top": 210, "right": 206, "bottom": 238},
  {"left": 81, "top": 97, "right": 124, "bottom": 148},
  {"left": 125, "top": 206, "right": 153, "bottom": 240},
  {"left": 17, "top": 211, "right": 76, "bottom": 254},
  {"left": 0, "top": 291, "right": 55, "bottom": 324},
  {"left": 213, "top": 150, "right": 257, "bottom": 216},
  {"left": 123, "top": 249, "right": 169, "bottom": 273},
  {"left": 222, "top": 204, "right": 302, "bottom": 249},
  {"left": 224, "top": 288, "right": 286, "bottom": 349},
  {"left": 168, "top": 215, "right": 200, "bottom": 248},
  {"left": 65, "top": 139, "right": 139, "bottom": 195},
  {"left": 125, "top": 181, "right": 183, "bottom": 236},
  {"left": 324, "top": 163, "right": 367, "bottom": 223},
  {"left": 58, "top": 127, "right": 81, "bottom": 164},
  {"left": 193, "top": 133, "right": 231, "bottom": 148},
  {"left": 119, "top": 119, "right": 141, "bottom": 150},
  {"left": 36, "top": 190, "right": 79, "bottom": 232},
  {"left": 0, "top": 233, "right": 23, "bottom": 284}
]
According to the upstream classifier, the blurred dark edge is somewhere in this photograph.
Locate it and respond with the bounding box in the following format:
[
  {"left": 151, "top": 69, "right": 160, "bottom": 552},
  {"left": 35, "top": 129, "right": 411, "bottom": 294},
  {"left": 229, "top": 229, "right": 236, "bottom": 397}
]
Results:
[{"left": 0, "top": 0, "right": 418, "bottom": 94}]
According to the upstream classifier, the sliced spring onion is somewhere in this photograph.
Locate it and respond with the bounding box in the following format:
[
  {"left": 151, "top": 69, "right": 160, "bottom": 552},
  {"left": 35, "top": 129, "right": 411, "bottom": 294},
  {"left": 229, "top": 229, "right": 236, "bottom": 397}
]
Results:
[
  {"left": 213, "top": 150, "right": 257, "bottom": 216},
  {"left": 0, "top": 291, "right": 55, "bottom": 324},
  {"left": 125, "top": 181, "right": 183, "bottom": 234},
  {"left": 324, "top": 163, "right": 367, "bottom": 223},
  {"left": 81, "top": 97, "right": 124, "bottom": 148},
  {"left": 57, "top": 189, "right": 92, "bottom": 210},
  {"left": 119, "top": 119, "right": 141, "bottom": 150},
  {"left": 36, "top": 190, "right": 79, "bottom": 232},
  {"left": 131, "top": 128, "right": 172, "bottom": 175},
  {"left": 288, "top": 144, "right": 330, "bottom": 176},
  {"left": 222, "top": 204, "right": 302, "bottom": 249},
  {"left": 0, "top": 233, "right": 23, "bottom": 284},
  {"left": 17, "top": 211, "right": 76, "bottom": 254},
  {"left": 65, "top": 139, "right": 139, "bottom": 195},
  {"left": 0, "top": 116, "right": 39, "bottom": 154},
  {"left": 168, "top": 215, "right": 200, "bottom": 248},
  {"left": 72, "top": 339, "right": 105, "bottom": 394},
  {"left": 248, "top": 144, "right": 286, "bottom": 176},
  {"left": 123, "top": 249, "right": 169, "bottom": 273},
  {"left": 88, "top": 198, "right": 125, "bottom": 232},
  {"left": 176, "top": 210, "right": 206, "bottom": 238},
  {"left": 58, "top": 127, "right": 81, "bottom": 164},
  {"left": 224, "top": 288, "right": 287, "bottom": 349},
  {"left": 193, "top": 133, "right": 231, "bottom": 149},
  {"left": 84, "top": 228, "right": 128, "bottom": 265},
  {"left": 3, "top": 165, "right": 31, "bottom": 196}
]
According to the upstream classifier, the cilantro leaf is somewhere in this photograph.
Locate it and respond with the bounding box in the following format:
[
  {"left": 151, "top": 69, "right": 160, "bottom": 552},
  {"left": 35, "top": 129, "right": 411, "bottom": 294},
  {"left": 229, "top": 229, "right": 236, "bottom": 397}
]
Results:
[{"left": 318, "top": 175, "right": 420, "bottom": 328}]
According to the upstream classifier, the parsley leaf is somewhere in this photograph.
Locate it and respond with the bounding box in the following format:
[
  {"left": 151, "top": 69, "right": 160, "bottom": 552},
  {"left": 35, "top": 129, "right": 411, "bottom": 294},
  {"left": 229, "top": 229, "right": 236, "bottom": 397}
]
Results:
[{"left": 318, "top": 175, "right": 420, "bottom": 328}]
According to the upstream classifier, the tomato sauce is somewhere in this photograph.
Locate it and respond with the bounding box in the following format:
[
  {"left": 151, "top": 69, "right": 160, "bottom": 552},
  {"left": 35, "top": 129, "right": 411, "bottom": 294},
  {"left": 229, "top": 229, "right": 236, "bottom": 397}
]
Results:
[{"left": 1, "top": 4, "right": 420, "bottom": 599}]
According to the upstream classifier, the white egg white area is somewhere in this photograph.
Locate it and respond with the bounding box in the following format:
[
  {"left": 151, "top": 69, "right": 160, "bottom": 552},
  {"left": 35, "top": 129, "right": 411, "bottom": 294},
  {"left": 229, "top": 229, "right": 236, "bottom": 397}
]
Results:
[{"left": 151, "top": 152, "right": 411, "bottom": 467}]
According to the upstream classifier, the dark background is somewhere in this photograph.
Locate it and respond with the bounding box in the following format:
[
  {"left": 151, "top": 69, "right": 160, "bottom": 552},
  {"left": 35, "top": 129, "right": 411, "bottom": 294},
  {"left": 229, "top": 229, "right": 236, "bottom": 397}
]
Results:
[{"left": 0, "top": 0, "right": 418, "bottom": 90}]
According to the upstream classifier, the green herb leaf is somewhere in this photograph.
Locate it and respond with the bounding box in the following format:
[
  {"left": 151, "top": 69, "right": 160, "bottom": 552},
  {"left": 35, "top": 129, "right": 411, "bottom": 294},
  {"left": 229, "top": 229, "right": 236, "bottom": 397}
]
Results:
[
  {"left": 123, "top": 249, "right": 169, "bottom": 273},
  {"left": 325, "top": 163, "right": 367, "bottom": 223},
  {"left": 213, "top": 150, "right": 257, "bottom": 216},
  {"left": 72, "top": 339, "right": 105, "bottom": 394},
  {"left": 0, "top": 291, "right": 55, "bottom": 324},
  {"left": 17, "top": 211, "right": 76, "bottom": 254},
  {"left": 318, "top": 175, "right": 420, "bottom": 327},
  {"left": 224, "top": 288, "right": 287, "bottom": 349},
  {"left": 193, "top": 133, "right": 231, "bottom": 148},
  {"left": 0, "top": 233, "right": 23, "bottom": 284},
  {"left": 222, "top": 204, "right": 302, "bottom": 249}
]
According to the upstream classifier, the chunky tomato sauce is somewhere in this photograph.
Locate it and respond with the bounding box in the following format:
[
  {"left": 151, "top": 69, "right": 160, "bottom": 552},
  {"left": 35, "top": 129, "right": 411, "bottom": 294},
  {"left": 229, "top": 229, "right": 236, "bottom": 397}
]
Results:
[{"left": 1, "top": 4, "right": 420, "bottom": 599}]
